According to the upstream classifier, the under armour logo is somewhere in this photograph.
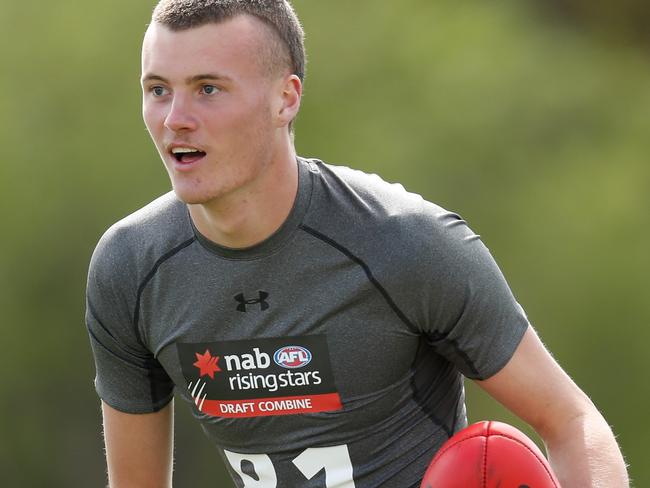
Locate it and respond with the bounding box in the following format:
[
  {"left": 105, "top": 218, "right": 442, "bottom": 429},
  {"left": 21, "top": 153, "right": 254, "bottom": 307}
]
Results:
[{"left": 234, "top": 291, "right": 269, "bottom": 312}]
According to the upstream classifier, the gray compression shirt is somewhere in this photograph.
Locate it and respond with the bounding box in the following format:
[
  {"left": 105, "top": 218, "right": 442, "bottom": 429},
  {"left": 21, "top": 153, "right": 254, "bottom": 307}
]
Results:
[{"left": 86, "top": 157, "right": 529, "bottom": 487}]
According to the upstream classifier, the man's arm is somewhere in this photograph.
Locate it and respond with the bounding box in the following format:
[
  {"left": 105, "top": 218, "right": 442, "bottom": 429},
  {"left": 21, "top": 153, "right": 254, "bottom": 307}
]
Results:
[
  {"left": 102, "top": 400, "right": 174, "bottom": 488},
  {"left": 475, "top": 326, "right": 629, "bottom": 487}
]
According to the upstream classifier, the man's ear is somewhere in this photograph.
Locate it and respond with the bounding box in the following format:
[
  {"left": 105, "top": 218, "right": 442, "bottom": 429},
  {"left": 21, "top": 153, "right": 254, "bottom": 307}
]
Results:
[{"left": 276, "top": 74, "right": 302, "bottom": 128}]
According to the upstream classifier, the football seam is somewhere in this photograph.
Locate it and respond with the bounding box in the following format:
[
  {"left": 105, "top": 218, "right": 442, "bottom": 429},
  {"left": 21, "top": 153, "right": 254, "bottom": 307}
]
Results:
[
  {"left": 432, "top": 432, "right": 559, "bottom": 488},
  {"left": 482, "top": 429, "right": 489, "bottom": 488}
]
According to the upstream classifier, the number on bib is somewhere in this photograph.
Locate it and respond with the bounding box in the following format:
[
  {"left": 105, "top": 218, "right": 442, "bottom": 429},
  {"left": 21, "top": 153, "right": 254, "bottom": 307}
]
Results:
[
  {"left": 224, "top": 444, "right": 355, "bottom": 487},
  {"left": 293, "top": 445, "right": 355, "bottom": 488}
]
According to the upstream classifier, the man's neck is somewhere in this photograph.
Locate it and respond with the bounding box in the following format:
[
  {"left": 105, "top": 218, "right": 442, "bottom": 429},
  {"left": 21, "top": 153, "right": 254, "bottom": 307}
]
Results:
[{"left": 187, "top": 149, "right": 299, "bottom": 249}]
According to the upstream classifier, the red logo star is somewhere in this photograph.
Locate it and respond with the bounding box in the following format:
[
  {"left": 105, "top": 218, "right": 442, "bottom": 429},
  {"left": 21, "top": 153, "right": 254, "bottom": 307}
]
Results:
[{"left": 193, "top": 349, "right": 221, "bottom": 379}]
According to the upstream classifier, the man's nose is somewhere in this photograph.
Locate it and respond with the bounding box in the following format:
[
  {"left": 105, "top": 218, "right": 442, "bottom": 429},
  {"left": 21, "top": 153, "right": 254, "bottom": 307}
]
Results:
[{"left": 164, "top": 96, "right": 198, "bottom": 132}]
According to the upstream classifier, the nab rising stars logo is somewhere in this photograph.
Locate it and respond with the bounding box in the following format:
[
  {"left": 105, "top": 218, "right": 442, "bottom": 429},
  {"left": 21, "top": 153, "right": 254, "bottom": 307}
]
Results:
[{"left": 179, "top": 336, "right": 342, "bottom": 418}]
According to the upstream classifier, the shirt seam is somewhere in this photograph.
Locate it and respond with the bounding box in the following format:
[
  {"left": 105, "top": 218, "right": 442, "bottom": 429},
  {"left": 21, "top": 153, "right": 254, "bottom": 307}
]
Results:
[{"left": 298, "top": 224, "right": 420, "bottom": 335}]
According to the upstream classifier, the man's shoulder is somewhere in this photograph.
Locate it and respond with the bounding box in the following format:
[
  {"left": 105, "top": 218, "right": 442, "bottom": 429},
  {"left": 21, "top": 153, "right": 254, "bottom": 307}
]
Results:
[
  {"left": 108, "top": 190, "right": 187, "bottom": 234},
  {"left": 89, "top": 192, "right": 194, "bottom": 280},
  {"left": 314, "top": 160, "right": 420, "bottom": 204},
  {"left": 305, "top": 158, "right": 457, "bottom": 241},
  {"left": 302, "top": 158, "right": 484, "bottom": 309}
]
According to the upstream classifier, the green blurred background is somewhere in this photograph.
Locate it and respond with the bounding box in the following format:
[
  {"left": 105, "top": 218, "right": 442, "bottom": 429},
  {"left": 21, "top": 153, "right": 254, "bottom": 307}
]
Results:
[{"left": 1, "top": 0, "right": 648, "bottom": 486}]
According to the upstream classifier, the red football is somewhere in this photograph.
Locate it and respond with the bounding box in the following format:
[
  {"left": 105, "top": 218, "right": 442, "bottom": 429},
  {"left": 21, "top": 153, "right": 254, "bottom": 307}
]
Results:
[{"left": 420, "top": 421, "right": 560, "bottom": 488}]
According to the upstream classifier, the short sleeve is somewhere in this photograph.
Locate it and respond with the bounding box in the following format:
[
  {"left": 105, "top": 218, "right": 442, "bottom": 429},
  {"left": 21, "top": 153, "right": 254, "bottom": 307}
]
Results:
[
  {"left": 417, "top": 211, "right": 529, "bottom": 380},
  {"left": 85, "top": 226, "right": 174, "bottom": 413}
]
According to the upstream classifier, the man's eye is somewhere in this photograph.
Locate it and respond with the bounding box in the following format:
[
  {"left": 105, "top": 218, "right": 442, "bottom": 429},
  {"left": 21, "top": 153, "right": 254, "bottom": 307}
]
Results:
[
  {"left": 201, "top": 85, "right": 219, "bottom": 95},
  {"left": 151, "top": 86, "right": 168, "bottom": 96}
]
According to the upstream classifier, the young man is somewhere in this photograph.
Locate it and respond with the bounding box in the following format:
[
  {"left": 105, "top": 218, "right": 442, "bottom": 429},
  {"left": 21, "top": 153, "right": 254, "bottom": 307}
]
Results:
[{"left": 85, "top": 1, "right": 629, "bottom": 487}]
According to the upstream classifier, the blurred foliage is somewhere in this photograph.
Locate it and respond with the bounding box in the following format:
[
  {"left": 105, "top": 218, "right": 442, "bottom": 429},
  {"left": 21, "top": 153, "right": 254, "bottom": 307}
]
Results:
[
  {"left": 537, "top": 0, "right": 650, "bottom": 49},
  {"left": 1, "top": 0, "right": 648, "bottom": 486}
]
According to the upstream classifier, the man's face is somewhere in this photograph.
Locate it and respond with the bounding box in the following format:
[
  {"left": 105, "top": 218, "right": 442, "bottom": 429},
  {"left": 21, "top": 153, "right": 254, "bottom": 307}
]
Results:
[{"left": 141, "top": 17, "right": 289, "bottom": 205}]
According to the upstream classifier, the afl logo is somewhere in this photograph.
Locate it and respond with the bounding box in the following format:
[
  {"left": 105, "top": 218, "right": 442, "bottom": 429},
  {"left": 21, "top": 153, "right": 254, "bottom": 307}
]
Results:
[{"left": 274, "top": 346, "right": 312, "bottom": 369}]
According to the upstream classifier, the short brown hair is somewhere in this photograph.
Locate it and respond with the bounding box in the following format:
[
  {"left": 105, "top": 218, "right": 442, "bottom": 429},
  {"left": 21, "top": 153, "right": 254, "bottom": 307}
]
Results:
[{"left": 152, "top": 0, "right": 306, "bottom": 82}]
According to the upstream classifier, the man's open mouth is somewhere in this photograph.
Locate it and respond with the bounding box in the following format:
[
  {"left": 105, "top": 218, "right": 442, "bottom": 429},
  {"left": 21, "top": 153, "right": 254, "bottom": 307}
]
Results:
[{"left": 171, "top": 147, "right": 207, "bottom": 164}]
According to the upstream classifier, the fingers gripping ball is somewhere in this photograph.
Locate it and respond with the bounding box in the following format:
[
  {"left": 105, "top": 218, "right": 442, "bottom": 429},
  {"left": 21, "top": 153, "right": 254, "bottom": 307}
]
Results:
[{"left": 420, "top": 421, "right": 561, "bottom": 488}]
